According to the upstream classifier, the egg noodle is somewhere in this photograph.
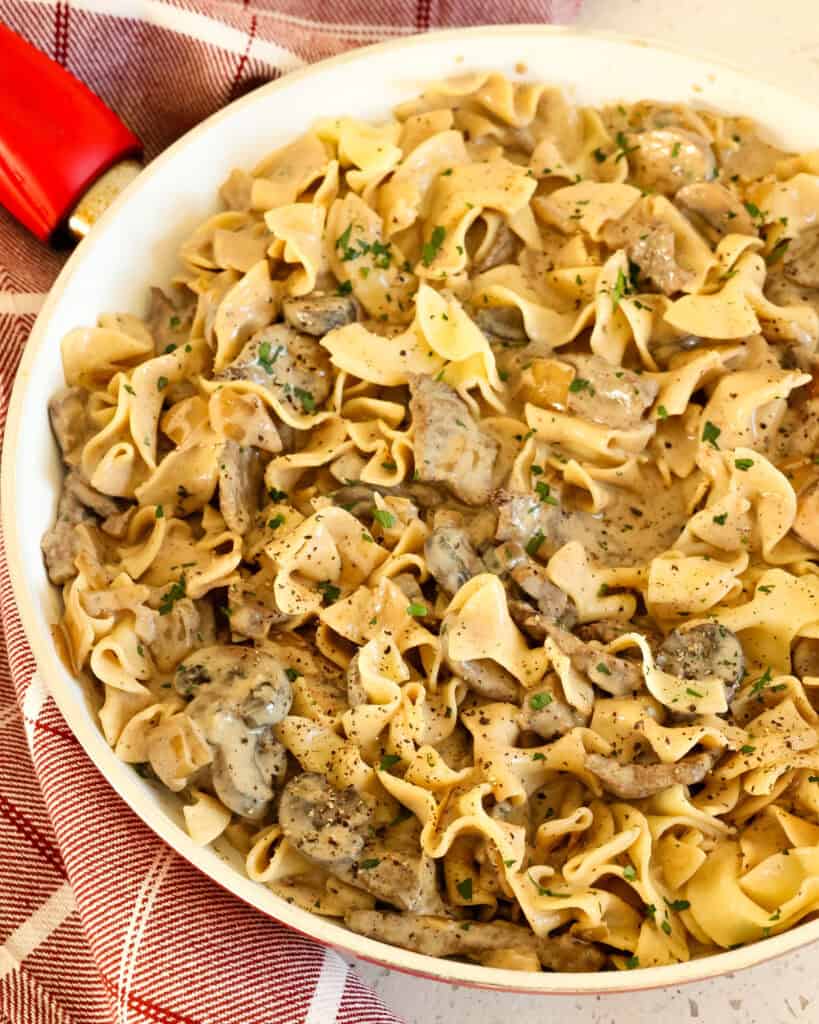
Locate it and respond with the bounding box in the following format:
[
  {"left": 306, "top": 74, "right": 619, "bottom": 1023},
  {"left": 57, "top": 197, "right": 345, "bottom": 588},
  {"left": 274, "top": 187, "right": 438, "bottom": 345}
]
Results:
[{"left": 42, "top": 72, "right": 819, "bottom": 972}]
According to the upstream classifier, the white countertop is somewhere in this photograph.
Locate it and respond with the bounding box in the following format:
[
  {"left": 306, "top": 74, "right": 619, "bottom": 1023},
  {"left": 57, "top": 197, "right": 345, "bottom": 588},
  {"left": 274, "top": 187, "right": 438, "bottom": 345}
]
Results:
[{"left": 348, "top": 2, "right": 819, "bottom": 1020}]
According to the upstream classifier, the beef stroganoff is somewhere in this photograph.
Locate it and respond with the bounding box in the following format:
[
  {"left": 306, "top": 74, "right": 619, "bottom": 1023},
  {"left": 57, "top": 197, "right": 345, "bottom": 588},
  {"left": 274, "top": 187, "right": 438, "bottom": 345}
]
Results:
[{"left": 43, "top": 71, "right": 819, "bottom": 971}]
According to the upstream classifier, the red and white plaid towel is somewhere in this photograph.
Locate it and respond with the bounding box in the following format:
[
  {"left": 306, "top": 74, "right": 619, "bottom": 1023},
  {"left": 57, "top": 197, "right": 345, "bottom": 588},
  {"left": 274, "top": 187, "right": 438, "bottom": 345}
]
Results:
[{"left": 0, "top": 2, "right": 580, "bottom": 1021}]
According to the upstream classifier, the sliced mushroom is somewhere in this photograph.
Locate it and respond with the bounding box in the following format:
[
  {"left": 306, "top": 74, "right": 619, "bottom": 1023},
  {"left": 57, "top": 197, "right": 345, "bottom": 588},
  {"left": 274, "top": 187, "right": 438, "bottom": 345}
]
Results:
[
  {"left": 784, "top": 226, "right": 819, "bottom": 290},
  {"left": 344, "top": 911, "right": 606, "bottom": 971},
  {"left": 48, "top": 387, "right": 91, "bottom": 465},
  {"left": 624, "top": 129, "right": 716, "bottom": 195},
  {"left": 656, "top": 623, "right": 745, "bottom": 702},
  {"left": 279, "top": 771, "right": 373, "bottom": 866},
  {"left": 177, "top": 644, "right": 294, "bottom": 818},
  {"left": 472, "top": 306, "right": 528, "bottom": 344},
  {"left": 792, "top": 637, "right": 819, "bottom": 677},
  {"left": 503, "top": 542, "right": 578, "bottom": 629},
  {"left": 424, "top": 527, "right": 485, "bottom": 595},
  {"left": 563, "top": 354, "right": 659, "bottom": 431},
  {"left": 331, "top": 481, "right": 446, "bottom": 518},
  {"left": 543, "top": 624, "right": 643, "bottom": 697},
  {"left": 442, "top": 631, "right": 519, "bottom": 702},
  {"left": 217, "top": 323, "right": 333, "bottom": 415},
  {"left": 494, "top": 489, "right": 565, "bottom": 556},
  {"left": 410, "top": 376, "right": 499, "bottom": 505},
  {"left": 586, "top": 750, "right": 716, "bottom": 799},
  {"left": 218, "top": 440, "right": 265, "bottom": 535},
  {"left": 282, "top": 292, "right": 358, "bottom": 336},
  {"left": 629, "top": 224, "right": 694, "bottom": 295},
  {"left": 675, "top": 182, "right": 756, "bottom": 241},
  {"left": 472, "top": 222, "right": 521, "bottom": 274},
  {"left": 518, "top": 673, "right": 586, "bottom": 740}
]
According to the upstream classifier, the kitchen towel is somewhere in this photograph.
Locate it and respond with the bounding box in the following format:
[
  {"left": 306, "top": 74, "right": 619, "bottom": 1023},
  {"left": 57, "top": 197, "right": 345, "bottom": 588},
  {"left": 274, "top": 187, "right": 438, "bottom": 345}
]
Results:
[{"left": 0, "top": 2, "right": 579, "bottom": 1021}]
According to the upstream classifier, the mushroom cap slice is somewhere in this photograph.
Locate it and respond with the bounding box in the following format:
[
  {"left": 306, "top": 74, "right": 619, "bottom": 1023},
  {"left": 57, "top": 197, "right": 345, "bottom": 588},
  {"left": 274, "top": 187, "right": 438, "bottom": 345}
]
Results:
[
  {"left": 656, "top": 623, "right": 744, "bottom": 696},
  {"left": 625, "top": 129, "right": 716, "bottom": 196},
  {"left": 282, "top": 292, "right": 358, "bottom": 336},
  {"left": 175, "top": 645, "right": 295, "bottom": 818},
  {"left": 279, "top": 772, "right": 373, "bottom": 866},
  {"left": 175, "top": 645, "right": 294, "bottom": 723},
  {"left": 424, "top": 527, "right": 485, "bottom": 595}
]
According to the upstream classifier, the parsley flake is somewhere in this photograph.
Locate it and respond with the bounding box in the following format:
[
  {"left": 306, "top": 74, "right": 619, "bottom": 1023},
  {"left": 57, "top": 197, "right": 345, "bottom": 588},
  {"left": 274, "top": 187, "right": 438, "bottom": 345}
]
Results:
[
  {"left": 158, "top": 576, "right": 186, "bottom": 616},
  {"left": 284, "top": 667, "right": 301, "bottom": 682},
  {"left": 406, "top": 602, "right": 428, "bottom": 617},
  {"left": 373, "top": 509, "right": 396, "bottom": 529},
  {"left": 379, "top": 753, "right": 401, "bottom": 771},
  {"left": 702, "top": 421, "right": 721, "bottom": 449},
  {"left": 456, "top": 878, "right": 473, "bottom": 901},
  {"left": 735, "top": 458, "right": 754, "bottom": 471},
  {"left": 422, "top": 225, "right": 446, "bottom": 267},
  {"left": 360, "top": 858, "right": 381, "bottom": 870},
  {"left": 530, "top": 692, "right": 553, "bottom": 711},
  {"left": 526, "top": 530, "right": 545, "bottom": 557},
  {"left": 568, "top": 376, "right": 595, "bottom": 395},
  {"left": 317, "top": 581, "right": 341, "bottom": 604}
]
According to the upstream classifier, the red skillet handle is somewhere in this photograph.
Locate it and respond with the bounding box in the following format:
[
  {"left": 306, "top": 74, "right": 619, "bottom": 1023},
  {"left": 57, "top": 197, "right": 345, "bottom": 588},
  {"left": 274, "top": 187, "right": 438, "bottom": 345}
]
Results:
[{"left": 0, "top": 24, "right": 142, "bottom": 241}]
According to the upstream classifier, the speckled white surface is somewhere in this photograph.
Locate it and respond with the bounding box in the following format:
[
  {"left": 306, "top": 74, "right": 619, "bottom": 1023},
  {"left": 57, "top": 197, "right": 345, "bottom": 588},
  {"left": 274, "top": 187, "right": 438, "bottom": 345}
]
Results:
[{"left": 347, "top": 2, "right": 819, "bottom": 1020}]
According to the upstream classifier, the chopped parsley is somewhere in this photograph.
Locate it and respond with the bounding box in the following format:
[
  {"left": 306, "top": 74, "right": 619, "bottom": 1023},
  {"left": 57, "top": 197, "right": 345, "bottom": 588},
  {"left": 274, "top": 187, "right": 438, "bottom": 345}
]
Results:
[
  {"left": 702, "top": 420, "right": 721, "bottom": 449},
  {"left": 568, "top": 377, "right": 595, "bottom": 395},
  {"left": 284, "top": 667, "right": 301, "bottom": 682},
  {"left": 623, "top": 865, "right": 637, "bottom": 881},
  {"left": 316, "top": 580, "right": 341, "bottom": 604},
  {"left": 169, "top": 315, "right": 181, "bottom": 329},
  {"left": 593, "top": 147, "right": 607, "bottom": 163},
  {"left": 661, "top": 919, "right": 673, "bottom": 936},
  {"left": 422, "top": 225, "right": 446, "bottom": 267},
  {"left": 158, "top": 576, "right": 186, "bottom": 616},
  {"left": 766, "top": 238, "right": 791, "bottom": 265},
  {"left": 406, "top": 602, "right": 428, "bottom": 617},
  {"left": 359, "top": 858, "right": 381, "bottom": 870},
  {"left": 530, "top": 692, "right": 553, "bottom": 710},
  {"left": 373, "top": 509, "right": 396, "bottom": 529},
  {"left": 155, "top": 505, "right": 164, "bottom": 519},
  {"left": 258, "top": 340, "right": 279, "bottom": 374},
  {"left": 740, "top": 744, "right": 757, "bottom": 755},
  {"left": 268, "top": 514, "right": 285, "bottom": 530},
  {"left": 456, "top": 878, "right": 473, "bottom": 900},
  {"left": 734, "top": 458, "right": 754, "bottom": 471},
  {"left": 686, "top": 687, "right": 703, "bottom": 698},
  {"left": 666, "top": 899, "right": 690, "bottom": 912},
  {"left": 615, "top": 131, "right": 638, "bottom": 163},
  {"left": 293, "top": 387, "right": 316, "bottom": 413},
  {"left": 595, "top": 662, "right": 612, "bottom": 676},
  {"left": 743, "top": 200, "right": 763, "bottom": 220},
  {"left": 337, "top": 279, "right": 353, "bottom": 295},
  {"left": 750, "top": 667, "right": 773, "bottom": 695},
  {"left": 526, "top": 530, "right": 545, "bottom": 557},
  {"left": 611, "top": 268, "right": 631, "bottom": 310},
  {"left": 712, "top": 513, "right": 728, "bottom": 525},
  {"left": 535, "top": 481, "right": 559, "bottom": 505},
  {"left": 671, "top": 141, "right": 682, "bottom": 158},
  {"left": 503, "top": 858, "right": 517, "bottom": 867},
  {"left": 625, "top": 956, "right": 640, "bottom": 970},
  {"left": 531, "top": 751, "right": 546, "bottom": 761},
  {"left": 657, "top": 404, "right": 669, "bottom": 419},
  {"left": 268, "top": 487, "right": 287, "bottom": 502},
  {"left": 379, "top": 753, "right": 401, "bottom": 771},
  {"left": 156, "top": 376, "right": 168, "bottom": 392},
  {"left": 163, "top": 343, "right": 177, "bottom": 354}
]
